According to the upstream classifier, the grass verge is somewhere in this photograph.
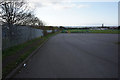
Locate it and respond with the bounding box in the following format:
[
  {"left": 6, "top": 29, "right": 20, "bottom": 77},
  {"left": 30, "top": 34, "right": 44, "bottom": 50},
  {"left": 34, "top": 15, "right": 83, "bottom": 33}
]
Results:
[
  {"left": 61, "top": 29, "right": 120, "bottom": 34},
  {"left": 89, "top": 30, "right": 120, "bottom": 34},
  {"left": 3, "top": 37, "right": 42, "bottom": 59},
  {"left": 2, "top": 32, "right": 59, "bottom": 78}
]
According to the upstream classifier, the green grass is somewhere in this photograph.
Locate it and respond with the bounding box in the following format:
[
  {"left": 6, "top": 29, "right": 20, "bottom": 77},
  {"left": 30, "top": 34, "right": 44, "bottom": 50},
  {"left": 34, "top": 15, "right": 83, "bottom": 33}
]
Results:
[
  {"left": 2, "top": 37, "right": 42, "bottom": 59},
  {"left": 61, "top": 29, "right": 88, "bottom": 33},
  {"left": 2, "top": 32, "right": 59, "bottom": 78},
  {"left": 90, "top": 30, "right": 120, "bottom": 34},
  {"left": 61, "top": 29, "right": 120, "bottom": 34}
]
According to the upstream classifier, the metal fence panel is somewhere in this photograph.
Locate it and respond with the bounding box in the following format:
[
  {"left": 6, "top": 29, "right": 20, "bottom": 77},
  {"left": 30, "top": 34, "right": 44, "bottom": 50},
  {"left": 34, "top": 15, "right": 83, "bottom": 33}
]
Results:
[{"left": 2, "top": 25, "right": 43, "bottom": 50}]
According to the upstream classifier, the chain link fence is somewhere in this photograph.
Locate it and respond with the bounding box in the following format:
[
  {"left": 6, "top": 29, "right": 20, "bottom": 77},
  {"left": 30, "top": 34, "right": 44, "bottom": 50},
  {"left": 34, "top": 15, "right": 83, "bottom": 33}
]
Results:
[{"left": 2, "top": 25, "right": 43, "bottom": 50}]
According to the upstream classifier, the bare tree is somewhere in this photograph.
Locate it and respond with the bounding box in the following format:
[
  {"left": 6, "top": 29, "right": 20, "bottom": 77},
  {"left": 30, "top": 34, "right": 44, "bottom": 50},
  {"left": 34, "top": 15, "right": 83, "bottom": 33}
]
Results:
[
  {"left": 0, "top": 0, "right": 46, "bottom": 37},
  {"left": 0, "top": 0, "right": 30, "bottom": 25},
  {"left": 0, "top": 0, "right": 30, "bottom": 41},
  {"left": 19, "top": 12, "right": 45, "bottom": 27}
]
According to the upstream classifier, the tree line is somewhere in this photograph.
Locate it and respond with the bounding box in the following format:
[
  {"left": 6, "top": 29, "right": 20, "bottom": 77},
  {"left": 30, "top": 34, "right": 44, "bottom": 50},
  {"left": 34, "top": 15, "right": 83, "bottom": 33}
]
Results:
[
  {"left": 0, "top": 0, "right": 44, "bottom": 27},
  {"left": 0, "top": 0, "right": 52, "bottom": 36}
]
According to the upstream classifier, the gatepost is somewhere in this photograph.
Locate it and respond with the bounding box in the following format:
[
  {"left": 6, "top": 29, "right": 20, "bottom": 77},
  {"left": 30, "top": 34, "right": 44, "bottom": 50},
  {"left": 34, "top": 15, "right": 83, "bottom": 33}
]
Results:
[{"left": 0, "top": 23, "right": 2, "bottom": 79}]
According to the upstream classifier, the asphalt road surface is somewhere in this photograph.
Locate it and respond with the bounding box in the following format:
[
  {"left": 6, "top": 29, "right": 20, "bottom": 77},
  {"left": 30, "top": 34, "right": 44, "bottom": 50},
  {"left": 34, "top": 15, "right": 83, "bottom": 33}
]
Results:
[{"left": 15, "top": 33, "right": 118, "bottom": 78}]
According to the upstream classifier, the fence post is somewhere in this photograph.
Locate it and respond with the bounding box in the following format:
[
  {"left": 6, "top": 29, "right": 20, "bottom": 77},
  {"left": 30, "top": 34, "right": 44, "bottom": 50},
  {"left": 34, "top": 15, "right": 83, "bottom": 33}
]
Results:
[
  {"left": 0, "top": 23, "right": 2, "bottom": 79},
  {"left": 42, "top": 26, "right": 47, "bottom": 36}
]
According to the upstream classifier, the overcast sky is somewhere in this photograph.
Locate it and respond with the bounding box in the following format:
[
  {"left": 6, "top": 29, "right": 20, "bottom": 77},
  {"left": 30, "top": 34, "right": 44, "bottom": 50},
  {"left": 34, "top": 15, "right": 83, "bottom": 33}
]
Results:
[{"left": 27, "top": 0, "right": 119, "bottom": 26}]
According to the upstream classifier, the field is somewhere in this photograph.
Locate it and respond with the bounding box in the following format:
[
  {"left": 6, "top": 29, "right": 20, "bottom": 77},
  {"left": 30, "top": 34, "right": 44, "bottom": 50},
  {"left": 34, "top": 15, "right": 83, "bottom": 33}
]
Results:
[{"left": 61, "top": 29, "right": 120, "bottom": 34}]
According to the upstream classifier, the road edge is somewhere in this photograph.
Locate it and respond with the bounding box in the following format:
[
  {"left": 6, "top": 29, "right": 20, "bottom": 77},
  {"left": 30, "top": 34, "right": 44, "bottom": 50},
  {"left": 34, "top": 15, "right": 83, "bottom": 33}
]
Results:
[{"left": 5, "top": 38, "right": 49, "bottom": 79}]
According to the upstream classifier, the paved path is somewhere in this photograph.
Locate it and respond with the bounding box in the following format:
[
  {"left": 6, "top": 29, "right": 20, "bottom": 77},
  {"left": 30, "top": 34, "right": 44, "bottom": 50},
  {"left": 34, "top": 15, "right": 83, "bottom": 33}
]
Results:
[{"left": 15, "top": 33, "right": 118, "bottom": 78}]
